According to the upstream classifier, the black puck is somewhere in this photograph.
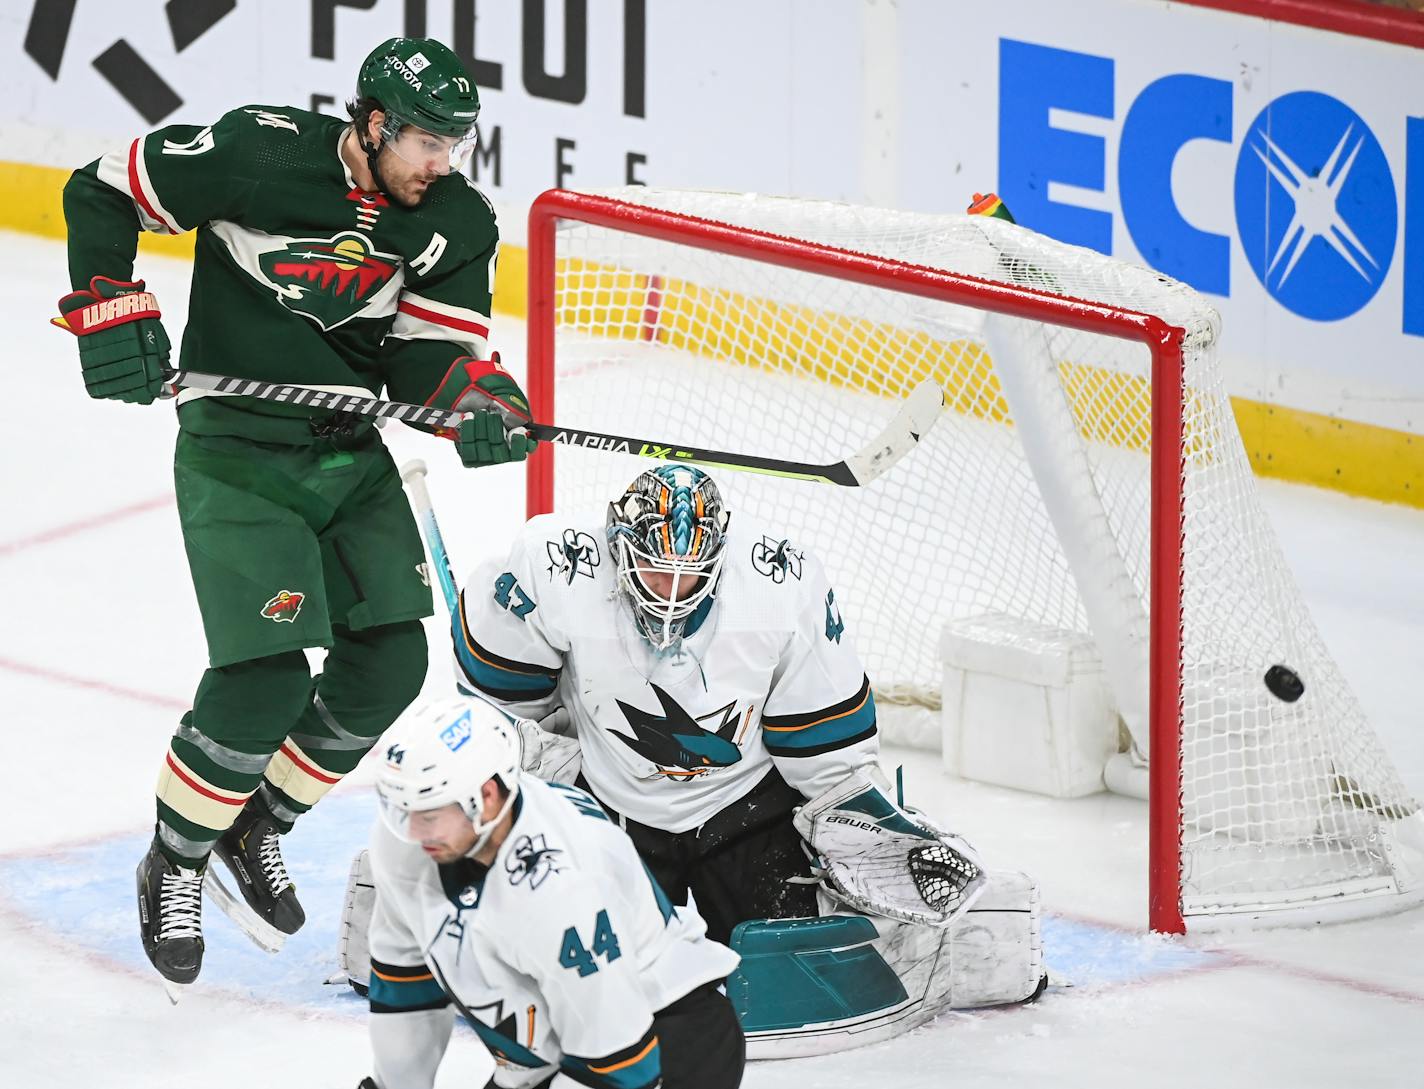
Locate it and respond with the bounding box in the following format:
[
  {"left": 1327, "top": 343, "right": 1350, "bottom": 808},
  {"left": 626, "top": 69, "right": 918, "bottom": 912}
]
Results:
[{"left": 1265, "top": 664, "right": 1305, "bottom": 703}]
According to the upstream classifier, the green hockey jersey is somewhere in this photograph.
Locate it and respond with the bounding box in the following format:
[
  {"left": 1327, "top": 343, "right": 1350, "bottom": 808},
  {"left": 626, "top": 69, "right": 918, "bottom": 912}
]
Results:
[{"left": 63, "top": 105, "right": 499, "bottom": 439}]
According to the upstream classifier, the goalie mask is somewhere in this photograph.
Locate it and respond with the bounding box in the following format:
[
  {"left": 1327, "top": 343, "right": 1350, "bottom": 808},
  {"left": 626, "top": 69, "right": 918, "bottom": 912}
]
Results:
[
  {"left": 375, "top": 695, "right": 520, "bottom": 858},
  {"left": 607, "top": 466, "right": 730, "bottom": 651}
]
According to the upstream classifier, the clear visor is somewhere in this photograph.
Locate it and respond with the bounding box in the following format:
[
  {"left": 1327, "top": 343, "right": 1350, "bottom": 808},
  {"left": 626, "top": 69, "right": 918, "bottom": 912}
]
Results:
[
  {"left": 616, "top": 538, "right": 725, "bottom": 648},
  {"left": 378, "top": 795, "right": 473, "bottom": 846},
  {"left": 385, "top": 121, "right": 479, "bottom": 175}
]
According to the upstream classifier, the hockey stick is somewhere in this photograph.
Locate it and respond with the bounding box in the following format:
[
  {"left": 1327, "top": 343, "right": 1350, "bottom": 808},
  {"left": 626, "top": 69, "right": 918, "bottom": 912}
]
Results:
[
  {"left": 162, "top": 369, "right": 945, "bottom": 486},
  {"left": 400, "top": 459, "right": 582, "bottom": 775},
  {"left": 399, "top": 458, "right": 460, "bottom": 616}
]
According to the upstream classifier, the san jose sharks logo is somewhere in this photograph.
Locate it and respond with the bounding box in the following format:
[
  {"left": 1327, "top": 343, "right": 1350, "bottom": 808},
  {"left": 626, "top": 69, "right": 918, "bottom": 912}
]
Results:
[
  {"left": 613, "top": 685, "right": 744, "bottom": 780},
  {"left": 462, "top": 997, "right": 544, "bottom": 1069},
  {"left": 258, "top": 231, "right": 400, "bottom": 331},
  {"left": 751, "top": 536, "right": 803, "bottom": 583},
  {"left": 546, "top": 529, "right": 600, "bottom": 584},
  {"left": 426, "top": 955, "right": 545, "bottom": 1069},
  {"left": 505, "top": 834, "right": 563, "bottom": 889}
]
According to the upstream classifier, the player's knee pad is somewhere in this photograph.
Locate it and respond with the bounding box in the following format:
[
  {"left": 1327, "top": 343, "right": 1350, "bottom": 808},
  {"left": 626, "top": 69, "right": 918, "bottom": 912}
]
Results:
[
  {"left": 190, "top": 649, "right": 312, "bottom": 748},
  {"left": 323, "top": 620, "right": 428, "bottom": 739}
]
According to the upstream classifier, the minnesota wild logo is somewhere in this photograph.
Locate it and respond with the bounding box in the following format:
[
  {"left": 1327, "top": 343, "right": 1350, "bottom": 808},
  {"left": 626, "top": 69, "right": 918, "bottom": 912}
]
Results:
[
  {"left": 259, "top": 232, "right": 400, "bottom": 331},
  {"left": 260, "top": 590, "right": 305, "bottom": 623}
]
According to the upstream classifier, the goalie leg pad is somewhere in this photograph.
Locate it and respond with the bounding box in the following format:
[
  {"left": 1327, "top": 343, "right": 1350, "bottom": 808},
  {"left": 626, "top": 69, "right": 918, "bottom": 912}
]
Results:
[
  {"left": 729, "top": 915, "right": 908, "bottom": 1036},
  {"left": 336, "top": 847, "right": 376, "bottom": 994},
  {"left": 911, "top": 868, "right": 1043, "bottom": 1011},
  {"left": 733, "top": 870, "right": 1044, "bottom": 1059}
]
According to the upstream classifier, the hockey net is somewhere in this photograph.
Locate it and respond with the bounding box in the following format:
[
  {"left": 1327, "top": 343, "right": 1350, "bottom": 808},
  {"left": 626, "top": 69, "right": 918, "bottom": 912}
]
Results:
[{"left": 524, "top": 187, "right": 1423, "bottom": 932}]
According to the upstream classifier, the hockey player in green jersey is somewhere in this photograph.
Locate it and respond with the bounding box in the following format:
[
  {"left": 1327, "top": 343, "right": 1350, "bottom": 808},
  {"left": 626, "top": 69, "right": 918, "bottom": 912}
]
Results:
[{"left": 53, "top": 37, "right": 532, "bottom": 994}]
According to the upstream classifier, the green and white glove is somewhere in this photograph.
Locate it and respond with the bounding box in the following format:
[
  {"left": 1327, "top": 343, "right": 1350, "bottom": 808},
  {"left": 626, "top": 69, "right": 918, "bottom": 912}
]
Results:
[
  {"left": 424, "top": 353, "right": 538, "bottom": 468},
  {"left": 54, "top": 276, "right": 171, "bottom": 404}
]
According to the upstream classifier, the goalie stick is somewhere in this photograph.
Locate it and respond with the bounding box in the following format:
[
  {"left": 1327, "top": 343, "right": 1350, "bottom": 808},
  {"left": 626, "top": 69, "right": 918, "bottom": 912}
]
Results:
[
  {"left": 161, "top": 368, "right": 945, "bottom": 487},
  {"left": 399, "top": 458, "right": 461, "bottom": 616},
  {"left": 397, "top": 460, "right": 582, "bottom": 782}
]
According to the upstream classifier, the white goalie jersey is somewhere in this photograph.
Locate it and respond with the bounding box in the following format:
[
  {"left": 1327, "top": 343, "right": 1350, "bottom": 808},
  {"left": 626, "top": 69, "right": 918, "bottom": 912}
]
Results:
[
  {"left": 452, "top": 513, "right": 879, "bottom": 831},
  {"left": 366, "top": 773, "right": 738, "bottom": 1089}
]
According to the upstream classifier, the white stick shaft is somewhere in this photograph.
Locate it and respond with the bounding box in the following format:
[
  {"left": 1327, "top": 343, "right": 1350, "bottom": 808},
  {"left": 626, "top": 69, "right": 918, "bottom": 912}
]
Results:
[{"left": 400, "top": 459, "right": 460, "bottom": 616}]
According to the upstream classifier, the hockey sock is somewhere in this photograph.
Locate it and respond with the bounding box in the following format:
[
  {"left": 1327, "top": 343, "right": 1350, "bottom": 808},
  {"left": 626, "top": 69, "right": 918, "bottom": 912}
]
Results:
[
  {"left": 155, "top": 651, "right": 313, "bottom": 867},
  {"left": 260, "top": 620, "right": 427, "bottom": 831}
]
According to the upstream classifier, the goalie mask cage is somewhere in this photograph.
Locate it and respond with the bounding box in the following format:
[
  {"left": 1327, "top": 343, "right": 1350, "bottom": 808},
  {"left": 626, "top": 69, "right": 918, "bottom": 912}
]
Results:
[{"left": 524, "top": 187, "right": 1423, "bottom": 934}]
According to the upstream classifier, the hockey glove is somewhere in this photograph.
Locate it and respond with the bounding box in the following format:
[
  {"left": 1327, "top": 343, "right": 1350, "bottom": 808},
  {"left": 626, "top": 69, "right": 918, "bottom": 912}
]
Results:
[
  {"left": 794, "top": 767, "right": 986, "bottom": 927},
  {"left": 425, "top": 353, "right": 538, "bottom": 468},
  {"left": 53, "top": 277, "right": 170, "bottom": 404}
]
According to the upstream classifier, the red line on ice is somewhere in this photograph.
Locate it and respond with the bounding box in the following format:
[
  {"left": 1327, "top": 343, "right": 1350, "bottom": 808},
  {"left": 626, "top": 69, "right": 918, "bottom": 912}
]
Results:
[
  {"left": 0, "top": 494, "right": 174, "bottom": 558},
  {"left": 1051, "top": 907, "right": 1424, "bottom": 1007},
  {"left": 0, "top": 656, "right": 187, "bottom": 711}
]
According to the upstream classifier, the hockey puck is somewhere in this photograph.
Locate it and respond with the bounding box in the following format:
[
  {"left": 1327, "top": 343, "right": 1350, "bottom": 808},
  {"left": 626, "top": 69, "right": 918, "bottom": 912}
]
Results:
[{"left": 1264, "top": 664, "right": 1305, "bottom": 703}]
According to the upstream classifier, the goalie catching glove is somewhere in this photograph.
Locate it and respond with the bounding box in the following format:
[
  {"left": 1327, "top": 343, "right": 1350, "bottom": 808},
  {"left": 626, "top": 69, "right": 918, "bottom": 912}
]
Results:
[
  {"left": 793, "top": 767, "right": 985, "bottom": 927},
  {"left": 53, "top": 276, "right": 170, "bottom": 405},
  {"left": 424, "top": 352, "right": 538, "bottom": 468}
]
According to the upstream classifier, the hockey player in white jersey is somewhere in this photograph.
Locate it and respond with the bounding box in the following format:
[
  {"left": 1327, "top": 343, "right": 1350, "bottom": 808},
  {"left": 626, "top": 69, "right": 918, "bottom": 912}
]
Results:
[
  {"left": 453, "top": 464, "right": 881, "bottom": 937},
  {"left": 437, "top": 465, "right": 1046, "bottom": 1055},
  {"left": 356, "top": 694, "right": 744, "bottom": 1089}
]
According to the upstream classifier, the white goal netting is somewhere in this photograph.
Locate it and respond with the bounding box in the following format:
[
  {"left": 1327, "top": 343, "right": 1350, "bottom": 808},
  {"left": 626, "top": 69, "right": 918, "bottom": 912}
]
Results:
[{"left": 529, "top": 187, "right": 1423, "bottom": 929}]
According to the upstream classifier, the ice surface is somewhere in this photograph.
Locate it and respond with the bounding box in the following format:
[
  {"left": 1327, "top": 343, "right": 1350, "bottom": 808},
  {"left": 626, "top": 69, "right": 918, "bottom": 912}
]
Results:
[{"left": 3, "top": 231, "right": 1421, "bottom": 1088}]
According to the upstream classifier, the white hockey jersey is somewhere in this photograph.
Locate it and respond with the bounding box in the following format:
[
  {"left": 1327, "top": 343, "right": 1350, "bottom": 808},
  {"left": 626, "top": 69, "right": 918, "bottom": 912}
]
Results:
[
  {"left": 452, "top": 514, "right": 878, "bottom": 832},
  {"left": 366, "top": 773, "right": 738, "bottom": 1089}
]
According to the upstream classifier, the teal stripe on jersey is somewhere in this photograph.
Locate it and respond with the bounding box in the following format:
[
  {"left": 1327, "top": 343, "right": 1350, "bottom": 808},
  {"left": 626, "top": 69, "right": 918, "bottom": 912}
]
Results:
[
  {"left": 562, "top": 1031, "right": 662, "bottom": 1089},
  {"left": 466, "top": 1015, "right": 546, "bottom": 1070},
  {"left": 450, "top": 615, "right": 559, "bottom": 702},
  {"left": 367, "top": 962, "right": 449, "bottom": 1013},
  {"left": 763, "top": 683, "right": 877, "bottom": 758}
]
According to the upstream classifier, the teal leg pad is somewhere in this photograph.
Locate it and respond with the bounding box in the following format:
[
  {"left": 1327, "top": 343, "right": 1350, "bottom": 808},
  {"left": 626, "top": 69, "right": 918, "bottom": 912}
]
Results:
[{"left": 728, "top": 915, "right": 907, "bottom": 1032}]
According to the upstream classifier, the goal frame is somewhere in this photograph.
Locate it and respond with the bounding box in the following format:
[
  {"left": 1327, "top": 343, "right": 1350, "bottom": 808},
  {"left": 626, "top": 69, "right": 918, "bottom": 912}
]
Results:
[{"left": 525, "top": 187, "right": 1191, "bottom": 934}]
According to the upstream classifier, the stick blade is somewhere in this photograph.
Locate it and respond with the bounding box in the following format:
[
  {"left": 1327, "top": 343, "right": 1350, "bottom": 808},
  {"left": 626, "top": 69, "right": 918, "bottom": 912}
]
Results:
[{"left": 844, "top": 380, "right": 946, "bottom": 486}]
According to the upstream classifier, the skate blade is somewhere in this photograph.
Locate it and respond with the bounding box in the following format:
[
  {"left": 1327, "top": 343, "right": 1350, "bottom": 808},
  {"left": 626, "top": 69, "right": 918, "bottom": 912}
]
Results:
[
  {"left": 203, "top": 867, "right": 287, "bottom": 953},
  {"left": 162, "top": 978, "right": 192, "bottom": 1005}
]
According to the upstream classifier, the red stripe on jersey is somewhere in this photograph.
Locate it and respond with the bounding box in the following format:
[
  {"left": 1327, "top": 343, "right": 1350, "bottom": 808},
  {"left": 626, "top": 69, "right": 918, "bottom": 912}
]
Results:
[
  {"left": 126, "top": 139, "right": 176, "bottom": 234},
  {"left": 398, "top": 300, "right": 490, "bottom": 338},
  {"left": 164, "top": 754, "right": 247, "bottom": 805},
  {"left": 278, "top": 743, "right": 342, "bottom": 784}
]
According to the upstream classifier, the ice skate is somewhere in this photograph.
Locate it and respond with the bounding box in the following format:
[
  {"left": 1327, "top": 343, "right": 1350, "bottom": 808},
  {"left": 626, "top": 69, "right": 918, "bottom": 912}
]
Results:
[
  {"left": 136, "top": 839, "right": 204, "bottom": 1003},
  {"left": 208, "top": 805, "right": 305, "bottom": 954}
]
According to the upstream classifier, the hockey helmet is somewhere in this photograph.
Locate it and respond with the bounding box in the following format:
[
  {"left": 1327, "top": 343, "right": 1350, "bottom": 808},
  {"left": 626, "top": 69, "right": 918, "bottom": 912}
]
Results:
[
  {"left": 356, "top": 37, "right": 480, "bottom": 174},
  {"left": 606, "top": 465, "right": 731, "bottom": 650},
  {"left": 375, "top": 695, "right": 520, "bottom": 854}
]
